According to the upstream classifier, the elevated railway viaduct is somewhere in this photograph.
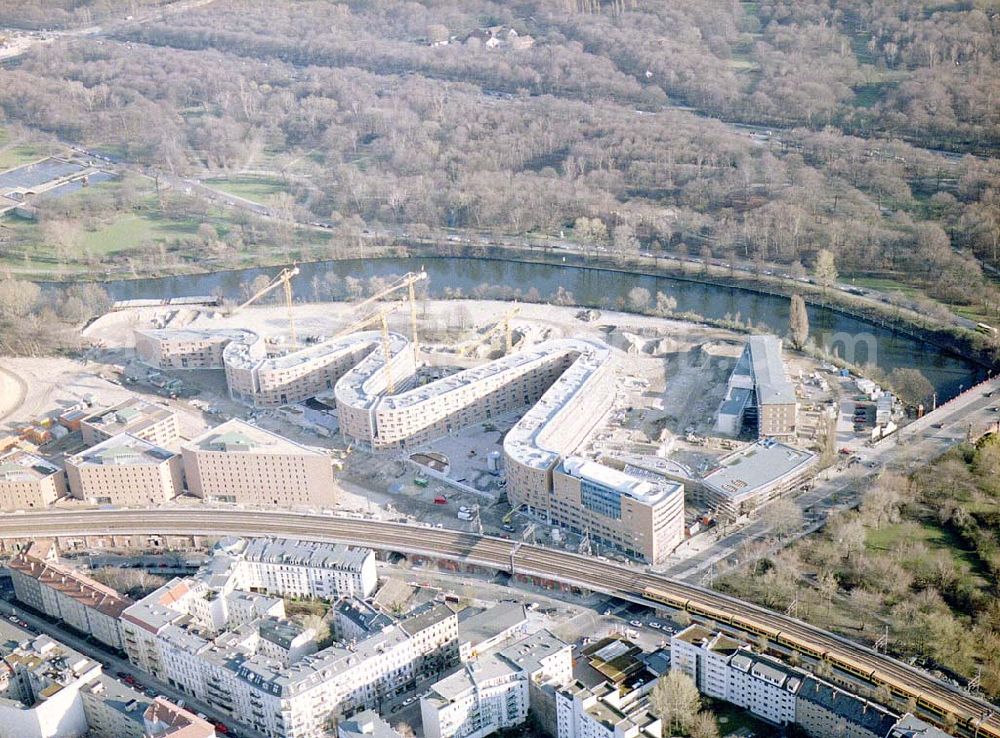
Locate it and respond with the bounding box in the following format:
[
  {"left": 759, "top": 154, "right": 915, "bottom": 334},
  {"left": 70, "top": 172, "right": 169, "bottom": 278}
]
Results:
[{"left": 0, "top": 509, "right": 995, "bottom": 738}]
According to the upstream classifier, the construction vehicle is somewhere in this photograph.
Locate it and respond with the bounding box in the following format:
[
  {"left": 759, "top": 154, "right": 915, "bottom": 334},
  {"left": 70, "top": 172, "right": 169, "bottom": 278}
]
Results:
[
  {"left": 232, "top": 265, "right": 301, "bottom": 349},
  {"left": 502, "top": 504, "right": 525, "bottom": 525}
]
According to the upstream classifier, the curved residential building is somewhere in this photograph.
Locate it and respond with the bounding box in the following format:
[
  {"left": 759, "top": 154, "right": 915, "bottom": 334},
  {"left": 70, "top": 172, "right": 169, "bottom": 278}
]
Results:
[
  {"left": 134, "top": 327, "right": 681, "bottom": 556},
  {"left": 224, "top": 329, "right": 415, "bottom": 408}
]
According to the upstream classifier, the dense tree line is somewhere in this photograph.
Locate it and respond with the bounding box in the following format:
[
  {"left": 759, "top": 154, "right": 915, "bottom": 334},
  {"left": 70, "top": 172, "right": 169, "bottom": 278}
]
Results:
[
  {"left": 0, "top": 0, "right": 997, "bottom": 311},
  {"left": 717, "top": 441, "right": 1000, "bottom": 700},
  {"left": 0, "top": 0, "right": 170, "bottom": 29}
]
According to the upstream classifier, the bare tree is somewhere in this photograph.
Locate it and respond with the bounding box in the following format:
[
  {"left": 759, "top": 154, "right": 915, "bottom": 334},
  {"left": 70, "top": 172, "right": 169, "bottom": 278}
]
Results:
[
  {"left": 814, "top": 249, "right": 838, "bottom": 293},
  {"left": 688, "top": 711, "right": 720, "bottom": 738},
  {"left": 649, "top": 670, "right": 701, "bottom": 735},
  {"left": 763, "top": 498, "right": 805, "bottom": 540},
  {"left": 627, "top": 286, "right": 651, "bottom": 312},
  {"left": 789, "top": 294, "right": 809, "bottom": 350}
]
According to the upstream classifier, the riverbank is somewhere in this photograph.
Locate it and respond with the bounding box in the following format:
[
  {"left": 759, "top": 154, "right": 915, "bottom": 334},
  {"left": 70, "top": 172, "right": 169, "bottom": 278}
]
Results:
[{"left": 32, "top": 247, "right": 992, "bottom": 398}]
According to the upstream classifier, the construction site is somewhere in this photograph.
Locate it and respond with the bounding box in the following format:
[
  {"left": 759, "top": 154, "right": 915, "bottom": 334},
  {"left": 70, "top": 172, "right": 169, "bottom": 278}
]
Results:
[{"left": 0, "top": 266, "right": 844, "bottom": 564}]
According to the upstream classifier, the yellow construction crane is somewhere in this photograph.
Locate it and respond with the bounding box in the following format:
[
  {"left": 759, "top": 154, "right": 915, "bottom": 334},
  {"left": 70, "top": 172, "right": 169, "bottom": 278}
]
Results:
[
  {"left": 329, "top": 301, "right": 404, "bottom": 395},
  {"left": 351, "top": 271, "right": 427, "bottom": 353},
  {"left": 461, "top": 304, "right": 520, "bottom": 356},
  {"left": 233, "top": 265, "right": 301, "bottom": 348},
  {"left": 501, "top": 304, "right": 520, "bottom": 353}
]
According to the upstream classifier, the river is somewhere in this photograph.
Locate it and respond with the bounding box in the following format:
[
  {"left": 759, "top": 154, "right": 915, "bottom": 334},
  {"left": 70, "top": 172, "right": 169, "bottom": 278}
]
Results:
[{"left": 86, "top": 256, "right": 984, "bottom": 401}]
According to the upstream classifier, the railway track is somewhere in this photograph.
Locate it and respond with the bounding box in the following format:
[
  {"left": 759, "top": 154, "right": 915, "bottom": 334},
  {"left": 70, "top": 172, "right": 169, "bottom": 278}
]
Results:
[{"left": 0, "top": 509, "right": 995, "bottom": 737}]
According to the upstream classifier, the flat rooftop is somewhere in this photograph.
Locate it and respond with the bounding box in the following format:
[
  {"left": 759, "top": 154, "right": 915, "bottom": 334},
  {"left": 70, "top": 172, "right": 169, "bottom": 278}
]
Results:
[
  {"left": 748, "top": 335, "right": 796, "bottom": 405},
  {"left": 82, "top": 397, "right": 175, "bottom": 436},
  {"left": 501, "top": 338, "right": 611, "bottom": 471},
  {"left": 560, "top": 456, "right": 682, "bottom": 506},
  {"left": 67, "top": 432, "right": 177, "bottom": 468},
  {"left": 332, "top": 331, "right": 411, "bottom": 410},
  {"left": 0, "top": 449, "right": 61, "bottom": 482},
  {"left": 701, "top": 439, "right": 816, "bottom": 501},
  {"left": 183, "top": 418, "right": 326, "bottom": 456},
  {"left": 457, "top": 602, "right": 526, "bottom": 646},
  {"left": 496, "top": 628, "right": 567, "bottom": 675},
  {"left": 137, "top": 327, "right": 252, "bottom": 345}
]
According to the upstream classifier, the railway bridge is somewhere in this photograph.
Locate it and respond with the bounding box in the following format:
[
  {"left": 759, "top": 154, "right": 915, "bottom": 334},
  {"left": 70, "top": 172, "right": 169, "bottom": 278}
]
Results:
[{"left": 0, "top": 509, "right": 995, "bottom": 738}]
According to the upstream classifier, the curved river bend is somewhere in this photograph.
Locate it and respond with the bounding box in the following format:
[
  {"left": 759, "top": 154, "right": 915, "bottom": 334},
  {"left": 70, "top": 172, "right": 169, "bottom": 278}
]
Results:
[{"left": 84, "top": 256, "right": 984, "bottom": 400}]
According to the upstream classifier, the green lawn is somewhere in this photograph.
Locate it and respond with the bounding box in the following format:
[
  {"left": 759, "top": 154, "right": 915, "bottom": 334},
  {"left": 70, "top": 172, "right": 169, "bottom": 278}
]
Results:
[
  {"left": 6, "top": 209, "right": 198, "bottom": 261},
  {"left": 204, "top": 176, "right": 289, "bottom": 202},
  {"left": 867, "top": 518, "right": 989, "bottom": 586},
  {"left": 866, "top": 519, "right": 947, "bottom": 550},
  {"left": 0, "top": 143, "right": 53, "bottom": 171},
  {"left": 712, "top": 701, "right": 779, "bottom": 737},
  {"left": 850, "top": 276, "right": 922, "bottom": 297}
]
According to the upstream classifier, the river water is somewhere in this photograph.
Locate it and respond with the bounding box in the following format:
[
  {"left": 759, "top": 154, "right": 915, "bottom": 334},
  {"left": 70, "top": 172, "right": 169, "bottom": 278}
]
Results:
[{"left": 87, "top": 256, "right": 984, "bottom": 400}]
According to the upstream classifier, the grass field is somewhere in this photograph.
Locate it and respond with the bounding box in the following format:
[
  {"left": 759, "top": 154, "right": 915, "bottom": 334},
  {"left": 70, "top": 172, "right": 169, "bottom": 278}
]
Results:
[
  {"left": 204, "top": 175, "right": 289, "bottom": 202},
  {"left": 850, "top": 276, "right": 922, "bottom": 297},
  {"left": 866, "top": 518, "right": 990, "bottom": 585},
  {"left": 0, "top": 126, "right": 57, "bottom": 171},
  {"left": 5, "top": 209, "right": 199, "bottom": 260}
]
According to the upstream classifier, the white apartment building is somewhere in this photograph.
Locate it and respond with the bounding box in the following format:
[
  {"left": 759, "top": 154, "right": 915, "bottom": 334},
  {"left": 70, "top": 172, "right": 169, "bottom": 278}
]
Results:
[
  {"left": 339, "top": 710, "right": 403, "bottom": 738},
  {"left": 555, "top": 637, "right": 662, "bottom": 738},
  {"left": 422, "top": 655, "right": 529, "bottom": 738},
  {"left": 0, "top": 628, "right": 102, "bottom": 738},
  {"left": 421, "top": 629, "right": 571, "bottom": 738},
  {"left": 65, "top": 432, "right": 183, "bottom": 507},
  {"left": 120, "top": 565, "right": 458, "bottom": 738},
  {"left": 555, "top": 681, "right": 661, "bottom": 738},
  {"left": 240, "top": 538, "right": 378, "bottom": 599},
  {"left": 8, "top": 541, "right": 131, "bottom": 651},
  {"left": 670, "top": 626, "right": 900, "bottom": 733}
]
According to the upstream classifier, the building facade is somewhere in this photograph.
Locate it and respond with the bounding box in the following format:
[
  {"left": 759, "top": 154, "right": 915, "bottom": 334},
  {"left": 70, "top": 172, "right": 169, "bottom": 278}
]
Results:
[
  {"left": 240, "top": 538, "right": 378, "bottom": 599},
  {"left": 81, "top": 398, "right": 180, "bottom": 448},
  {"left": 180, "top": 419, "right": 336, "bottom": 508},
  {"left": 65, "top": 432, "right": 183, "bottom": 507},
  {"left": 698, "top": 438, "right": 817, "bottom": 519},
  {"left": 8, "top": 542, "right": 131, "bottom": 650},
  {"left": 550, "top": 457, "right": 684, "bottom": 563},
  {"left": 421, "top": 630, "right": 571, "bottom": 738},
  {"left": 0, "top": 449, "right": 66, "bottom": 511},
  {"left": 671, "top": 626, "right": 899, "bottom": 735},
  {"left": 716, "top": 335, "right": 797, "bottom": 438}
]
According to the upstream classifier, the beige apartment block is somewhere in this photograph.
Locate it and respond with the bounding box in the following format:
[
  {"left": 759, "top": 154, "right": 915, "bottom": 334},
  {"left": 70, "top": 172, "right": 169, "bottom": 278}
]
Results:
[
  {"left": 81, "top": 397, "right": 180, "bottom": 447},
  {"left": 224, "top": 330, "right": 413, "bottom": 409},
  {"left": 551, "top": 457, "right": 685, "bottom": 564},
  {"left": 0, "top": 449, "right": 67, "bottom": 511},
  {"left": 181, "top": 418, "right": 336, "bottom": 508},
  {"left": 65, "top": 432, "right": 183, "bottom": 507},
  {"left": 135, "top": 327, "right": 252, "bottom": 371}
]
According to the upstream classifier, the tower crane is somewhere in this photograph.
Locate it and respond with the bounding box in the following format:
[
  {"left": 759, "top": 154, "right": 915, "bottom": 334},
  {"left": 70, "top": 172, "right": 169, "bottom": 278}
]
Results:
[
  {"left": 351, "top": 271, "right": 427, "bottom": 353},
  {"left": 461, "top": 304, "right": 520, "bottom": 356},
  {"left": 329, "top": 301, "right": 404, "bottom": 395},
  {"left": 232, "top": 265, "right": 301, "bottom": 349}
]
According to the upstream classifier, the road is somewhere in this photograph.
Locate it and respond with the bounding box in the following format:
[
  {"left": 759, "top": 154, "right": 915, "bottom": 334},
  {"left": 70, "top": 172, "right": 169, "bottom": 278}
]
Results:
[
  {"left": 666, "top": 375, "right": 1000, "bottom": 583},
  {"left": 0, "top": 509, "right": 996, "bottom": 737},
  {"left": 0, "top": 362, "right": 27, "bottom": 422}
]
